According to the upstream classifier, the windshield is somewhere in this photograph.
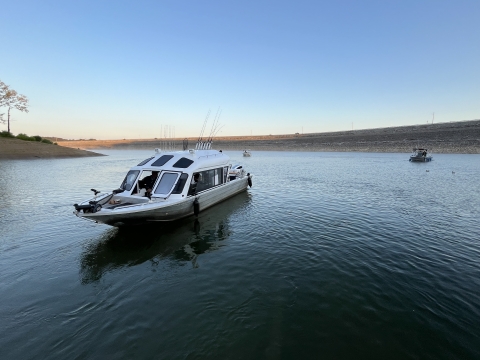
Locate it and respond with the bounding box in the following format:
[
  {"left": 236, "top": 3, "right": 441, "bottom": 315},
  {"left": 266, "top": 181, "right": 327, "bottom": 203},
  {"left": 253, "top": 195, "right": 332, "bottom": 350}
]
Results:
[
  {"left": 120, "top": 170, "right": 140, "bottom": 191},
  {"left": 154, "top": 173, "right": 179, "bottom": 195}
]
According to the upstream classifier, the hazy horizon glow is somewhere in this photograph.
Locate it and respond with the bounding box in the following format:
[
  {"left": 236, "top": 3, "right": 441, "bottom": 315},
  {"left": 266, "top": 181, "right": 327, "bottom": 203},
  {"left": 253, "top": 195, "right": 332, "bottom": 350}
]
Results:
[{"left": 1, "top": 0, "right": 479, "bottom": 140}]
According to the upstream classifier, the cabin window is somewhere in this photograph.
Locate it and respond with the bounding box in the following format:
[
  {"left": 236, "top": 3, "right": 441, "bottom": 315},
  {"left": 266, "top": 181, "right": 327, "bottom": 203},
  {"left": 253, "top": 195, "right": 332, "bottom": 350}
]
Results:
[
  {"left": 120, "top": 170, "right": 140, "bottom": 191},
  {"left": 214, "top": 168, "right": 223, "bottom": 185},
  {"left": 154, "top": 172, "right": 179, "bottom": 195},
  {"left": 151, "top": 155, "right": 174, "bottom": 167},
  {"left": 171, "top": 173, "right": 189, "bottom": 194},
  {"left": 137, "top": 157, "right": 154, "bottom": 166},
  {"left": 223, "top": 166, "right": 229, "bottom": 183},
  {"left": 193, "top": 167, "right": 225, "bottom": 193},
  {"left": 172, "top": 157, "right": 194, "bottom": 168},
  {"left": 188, "top": 173, "right": 198, "bottom": 195},
  {"left": 131, "top": 170, "right": 160, "bottom": 194},
  {"left": 197, "top": 170, "right": 214, "bottom": 192}
]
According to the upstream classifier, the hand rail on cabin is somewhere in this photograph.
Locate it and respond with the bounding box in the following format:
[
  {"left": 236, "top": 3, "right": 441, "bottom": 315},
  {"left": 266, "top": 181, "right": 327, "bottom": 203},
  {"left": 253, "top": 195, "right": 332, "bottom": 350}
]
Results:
[{"left": 196, "top": 153, "right": 223, "bottom": 161}]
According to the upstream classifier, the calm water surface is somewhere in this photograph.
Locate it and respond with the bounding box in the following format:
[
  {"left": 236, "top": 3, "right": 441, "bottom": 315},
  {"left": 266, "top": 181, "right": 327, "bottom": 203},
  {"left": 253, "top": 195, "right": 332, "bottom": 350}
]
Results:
[{"left": 1, "top": 151, "right": 479, "bottom": 359}]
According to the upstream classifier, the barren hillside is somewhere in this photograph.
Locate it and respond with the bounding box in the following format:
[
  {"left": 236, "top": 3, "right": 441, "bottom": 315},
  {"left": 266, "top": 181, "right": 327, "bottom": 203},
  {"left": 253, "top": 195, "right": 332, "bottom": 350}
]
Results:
[
  {"left": 58, "top": 120, "right": 480, "bottom": 154},
  {"left": 0, "top": 137, "right": 104, "bottom": 160}
]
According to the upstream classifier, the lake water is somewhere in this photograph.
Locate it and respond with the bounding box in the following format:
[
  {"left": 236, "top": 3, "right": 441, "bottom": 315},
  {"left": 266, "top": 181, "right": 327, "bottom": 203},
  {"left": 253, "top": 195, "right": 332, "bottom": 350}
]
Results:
[{"left": 1, "top": 150, "right": 479, "bottom": 359}]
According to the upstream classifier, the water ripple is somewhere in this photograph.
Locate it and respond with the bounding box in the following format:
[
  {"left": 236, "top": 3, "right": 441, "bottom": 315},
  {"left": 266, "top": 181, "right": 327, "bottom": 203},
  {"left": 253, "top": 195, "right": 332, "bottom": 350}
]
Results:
[{"left": 1, "top": 151, "right": 480, "bottom": 359}]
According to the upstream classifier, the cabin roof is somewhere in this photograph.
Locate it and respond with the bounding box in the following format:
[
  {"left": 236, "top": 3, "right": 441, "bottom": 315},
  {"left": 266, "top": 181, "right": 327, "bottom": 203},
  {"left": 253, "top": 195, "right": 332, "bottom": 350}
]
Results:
[{"left": 129, "top": 149, "right": 229, "bottom": 172}]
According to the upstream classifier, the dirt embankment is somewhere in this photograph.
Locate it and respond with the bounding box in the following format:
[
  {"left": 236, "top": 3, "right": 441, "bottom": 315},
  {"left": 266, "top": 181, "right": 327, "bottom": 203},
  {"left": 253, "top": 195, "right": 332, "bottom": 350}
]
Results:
[
  {"left": 58, "top": 120, "right": 480, "bottom": 154},
  {"left": 0, "top": 137, "right": 105, "bottom": 160}
]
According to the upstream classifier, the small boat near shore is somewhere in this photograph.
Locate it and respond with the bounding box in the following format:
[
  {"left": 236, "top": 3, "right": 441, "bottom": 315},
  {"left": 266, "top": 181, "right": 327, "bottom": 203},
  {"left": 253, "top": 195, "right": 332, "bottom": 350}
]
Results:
[
  {"left": 73, "top": 143, "right": 252, "bottom": 227},
  {"left": 409, "top": 148, "right": 432, "bottom": 162}
]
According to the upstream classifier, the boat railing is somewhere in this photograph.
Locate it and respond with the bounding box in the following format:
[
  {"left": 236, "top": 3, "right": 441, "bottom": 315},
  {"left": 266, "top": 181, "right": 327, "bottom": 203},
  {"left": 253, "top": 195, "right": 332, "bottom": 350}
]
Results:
[{"left": 196, "top": 153, "right": 223, "bottom": 160}]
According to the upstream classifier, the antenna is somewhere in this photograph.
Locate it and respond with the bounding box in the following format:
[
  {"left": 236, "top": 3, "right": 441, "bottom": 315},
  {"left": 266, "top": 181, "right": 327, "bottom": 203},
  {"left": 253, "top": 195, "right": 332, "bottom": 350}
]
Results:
[{"left": 158, "top": 124, "right": 177, "bottom": 151}]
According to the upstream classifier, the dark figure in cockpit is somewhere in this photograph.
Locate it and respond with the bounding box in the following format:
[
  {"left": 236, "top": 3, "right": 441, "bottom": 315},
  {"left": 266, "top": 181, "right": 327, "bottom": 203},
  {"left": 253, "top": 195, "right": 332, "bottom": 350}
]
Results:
[
  {"left": 139, "top": 171, "right": 159, "bottom": 197},
  {"left": 188, "top": 173, "right": 200, "bottom": 196}
]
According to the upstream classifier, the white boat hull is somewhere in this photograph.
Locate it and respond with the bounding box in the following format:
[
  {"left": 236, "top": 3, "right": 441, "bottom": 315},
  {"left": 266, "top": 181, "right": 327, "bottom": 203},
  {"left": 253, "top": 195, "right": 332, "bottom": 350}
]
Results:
[
  {"left": 409, "top": 156, "right": 432, "bottom": 162},
  {"left": 78, "top": 177, "right": 249, "bottom": 226}
]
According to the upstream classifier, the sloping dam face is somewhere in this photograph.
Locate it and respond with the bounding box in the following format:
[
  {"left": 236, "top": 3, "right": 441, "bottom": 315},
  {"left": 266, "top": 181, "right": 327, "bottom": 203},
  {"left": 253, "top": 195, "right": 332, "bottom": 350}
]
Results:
[{"left": 57, "top": 120, "right": 480, "bottom": 154}]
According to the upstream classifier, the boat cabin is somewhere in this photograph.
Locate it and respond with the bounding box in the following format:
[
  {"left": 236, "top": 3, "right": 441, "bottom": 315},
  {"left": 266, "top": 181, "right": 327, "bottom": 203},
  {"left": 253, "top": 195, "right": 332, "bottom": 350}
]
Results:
[
  {"left": 103, "top": 149, "right": 234, "bottom": 208},
  {"left": 409, "top": 148, "right": 432, "bottom": 162},
  {"left": 412, "top": 148, "right": 428, "bottom": 157}
]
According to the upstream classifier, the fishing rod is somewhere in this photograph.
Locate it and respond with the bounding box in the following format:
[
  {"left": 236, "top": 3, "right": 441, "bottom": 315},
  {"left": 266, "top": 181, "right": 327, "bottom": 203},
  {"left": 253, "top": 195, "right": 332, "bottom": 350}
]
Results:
[
  {"left": 212, "top": 124, "right": 224, "bottom": 138},
  {"left": 198, "top": 109, "right": 210, "bottom": 144},
  {"left": 211, "top": 109, "right": 225, "bottom": 141},
  {"left": 207, "top": 107, "right": 222, "bottom": 143}
]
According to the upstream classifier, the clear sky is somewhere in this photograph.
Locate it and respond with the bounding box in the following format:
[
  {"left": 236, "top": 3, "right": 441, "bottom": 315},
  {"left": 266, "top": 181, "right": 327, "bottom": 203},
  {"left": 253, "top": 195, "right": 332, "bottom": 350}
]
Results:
[{"left": 1, "top": 0, "right": 479, "bottom": 139}]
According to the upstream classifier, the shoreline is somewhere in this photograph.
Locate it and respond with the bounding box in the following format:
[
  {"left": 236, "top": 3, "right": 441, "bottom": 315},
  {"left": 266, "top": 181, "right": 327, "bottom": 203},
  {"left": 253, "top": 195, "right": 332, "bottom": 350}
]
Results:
[
  {"left": 57, "top": 120, "right": 480, "bottom": 154},
  {"left": 0, "top": 137, "right": 105, "bottom": 160}
]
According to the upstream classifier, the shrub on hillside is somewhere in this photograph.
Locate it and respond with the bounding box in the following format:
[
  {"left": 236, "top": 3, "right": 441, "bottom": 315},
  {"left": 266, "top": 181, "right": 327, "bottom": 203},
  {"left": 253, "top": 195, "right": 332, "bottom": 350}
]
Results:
[
  {"left": 16, "top": 133, "right": 35, "bottom": 141},
  {"left": 0, "top": 131, "right": 15, "bottom": 138},
  {"left": 11, "top": 133, "right": 56, "bottom": 143}
]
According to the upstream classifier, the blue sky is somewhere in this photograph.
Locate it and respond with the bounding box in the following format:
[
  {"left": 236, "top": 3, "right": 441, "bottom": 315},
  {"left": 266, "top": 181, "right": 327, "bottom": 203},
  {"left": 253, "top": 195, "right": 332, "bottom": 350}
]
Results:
[{"left": 1, "top": 0, "right": 479, "bottom": 139}]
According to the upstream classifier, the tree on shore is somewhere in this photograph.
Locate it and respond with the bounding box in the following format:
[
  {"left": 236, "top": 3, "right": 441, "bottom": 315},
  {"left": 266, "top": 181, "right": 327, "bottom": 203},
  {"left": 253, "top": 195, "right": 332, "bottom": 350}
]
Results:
[
  {"left": 0, "top": 80, "right": 29, "bottom": 133},
  {"left": 0, "top": 81, "right": 6, "bottom": 126}
]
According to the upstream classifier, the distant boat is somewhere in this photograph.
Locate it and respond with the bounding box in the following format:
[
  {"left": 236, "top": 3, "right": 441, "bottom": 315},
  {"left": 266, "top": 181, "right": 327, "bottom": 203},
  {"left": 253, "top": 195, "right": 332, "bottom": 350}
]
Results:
[
  {"left": 243, "top": 150, "right": 251, "bottom": 157},
  {"left": 409, "top": 148, "right": 432, "bottom": 162}
]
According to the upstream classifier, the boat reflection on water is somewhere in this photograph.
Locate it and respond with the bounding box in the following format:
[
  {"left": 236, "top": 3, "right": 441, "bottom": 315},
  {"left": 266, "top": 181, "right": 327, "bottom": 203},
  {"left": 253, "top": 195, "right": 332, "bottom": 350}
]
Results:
[{"left": 79, "top": 191, "right": 251, "bottom": 284}]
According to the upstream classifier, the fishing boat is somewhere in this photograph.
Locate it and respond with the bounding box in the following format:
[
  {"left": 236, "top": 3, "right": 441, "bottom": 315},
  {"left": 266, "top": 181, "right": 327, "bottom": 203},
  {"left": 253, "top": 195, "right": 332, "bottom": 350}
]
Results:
[
  {"left": 73, "top": 141, "right": 252, "bottom": 227},
  {"left": 243, "top": 149, "right": 251, "bottom": 157},
  {"left": 409, "top": 148, "right": 433, "bottom": 162}
]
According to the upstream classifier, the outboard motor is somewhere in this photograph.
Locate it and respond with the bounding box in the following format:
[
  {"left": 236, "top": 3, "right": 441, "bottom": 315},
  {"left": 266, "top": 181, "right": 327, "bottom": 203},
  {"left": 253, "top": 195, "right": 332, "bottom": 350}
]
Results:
[
  {"left": 74, "top": 202, "right": 101, "bottom": 213},
  {"left": 229, "top": 165, "right": 245, "bottom": 180},
  {"left": 74, "top": 188, "right": 111, "bottom": 214}
]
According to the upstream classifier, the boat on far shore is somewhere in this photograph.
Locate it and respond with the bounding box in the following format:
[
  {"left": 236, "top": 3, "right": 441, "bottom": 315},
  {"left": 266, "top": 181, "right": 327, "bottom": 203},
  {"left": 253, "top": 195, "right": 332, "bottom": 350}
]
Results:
[{"left": 409, "top": 148, "right": 432, "bottom": 162}]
